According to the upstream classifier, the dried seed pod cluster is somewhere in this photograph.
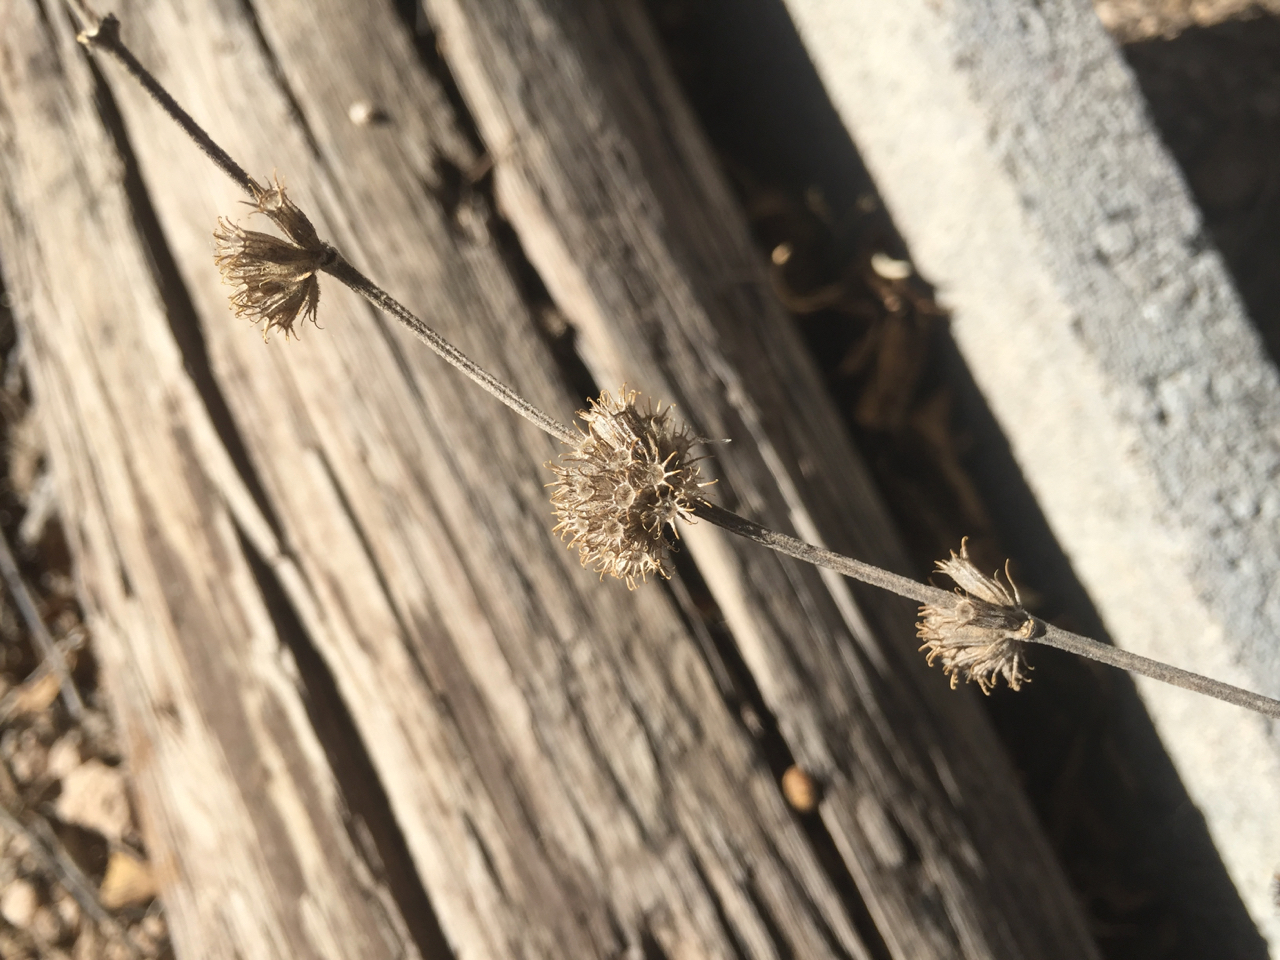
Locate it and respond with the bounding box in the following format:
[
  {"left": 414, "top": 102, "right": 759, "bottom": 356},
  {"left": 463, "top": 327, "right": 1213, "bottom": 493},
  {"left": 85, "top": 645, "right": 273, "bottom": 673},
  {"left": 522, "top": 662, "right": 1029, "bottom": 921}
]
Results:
[
  {"left": 917, "top": 538, "right": 1040, "bottom": 693},
  {"left": 213, "top": 176, "right": 335, "bottom": 340},
  {"left": 549, "top": 390, "right": 704, "bottom": 588}
]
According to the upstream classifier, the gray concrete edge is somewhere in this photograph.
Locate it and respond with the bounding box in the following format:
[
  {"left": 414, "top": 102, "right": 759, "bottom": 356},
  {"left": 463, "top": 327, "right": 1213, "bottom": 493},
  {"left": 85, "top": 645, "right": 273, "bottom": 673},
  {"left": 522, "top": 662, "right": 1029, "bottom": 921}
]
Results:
[{"left": 782, "top": 0, "right": 1280, "bottom": 947}]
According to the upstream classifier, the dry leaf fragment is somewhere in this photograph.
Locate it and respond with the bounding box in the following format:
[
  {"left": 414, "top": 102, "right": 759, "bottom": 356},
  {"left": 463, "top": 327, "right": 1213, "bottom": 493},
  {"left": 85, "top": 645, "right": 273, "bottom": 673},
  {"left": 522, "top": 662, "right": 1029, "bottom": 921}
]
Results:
[
  {"left": 0, "top": 879, "right": 37, "bottom": 929},
  {"left": 99, "top": 849, "right": 156, "bottom": 911},
  {"left": 5, "top": 669, "right": 61, "bottom": 718}
]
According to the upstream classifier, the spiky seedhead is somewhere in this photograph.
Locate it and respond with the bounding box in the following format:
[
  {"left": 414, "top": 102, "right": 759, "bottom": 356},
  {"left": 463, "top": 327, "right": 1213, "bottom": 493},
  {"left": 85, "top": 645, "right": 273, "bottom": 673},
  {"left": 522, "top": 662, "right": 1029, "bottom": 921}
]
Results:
[
  {"left": 213, "top": 176, "right": 335, "bottom": 341},
  {"left": 917, "top": 537, "right": 1040, "bottom": 693},
  {"left": 549, "top": 389, "right": 705, "bottom": 588}
]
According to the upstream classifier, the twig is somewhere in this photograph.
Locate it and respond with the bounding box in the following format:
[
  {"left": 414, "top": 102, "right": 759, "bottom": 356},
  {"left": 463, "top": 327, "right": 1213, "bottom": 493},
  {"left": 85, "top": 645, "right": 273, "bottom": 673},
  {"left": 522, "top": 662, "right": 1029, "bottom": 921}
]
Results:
[
  {"left": 0, "top": 531, "right": 84, "bottom": 720},
  {"left": 691, "top": 498, "right": 945, "bottom": 605},
  {"left": 1034, "top": 623, "right": 1280, "bottom": 719},
  {"left": 323, "top": 256, "right": 577, "bottom": 443},
  {"left": 693, "top": 498, "right": 1280, "bottom": 718},
  {"left": 74, "top": 10, "right": 576, "bottom": 444},
  {"left": 73, "top": 13, "right": 260, "bottom": 199}
]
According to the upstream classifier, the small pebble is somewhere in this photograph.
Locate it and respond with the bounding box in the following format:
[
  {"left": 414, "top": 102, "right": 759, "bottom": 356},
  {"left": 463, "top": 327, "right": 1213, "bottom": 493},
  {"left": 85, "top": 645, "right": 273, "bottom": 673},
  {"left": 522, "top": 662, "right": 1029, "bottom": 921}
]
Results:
[
  {"left": 7, "top": 832, "right": 30, "bottom": 859},
  {"left": 78, "top": 710, "right": 118, "bottom": 759},
  {"left": 54, "top": 892, "right": 80, "bottom": 934},
  {"left": 32, "top": 904, "right": 66, "bottom": 944},
  {"left": 56, "top": 759, "right": 131, "bottom": 842},
  {"left": 771, "top": 242, "right": 792, "bottom": 266},
  {"left": 781, "top": 764, "right": 820, "bottom": 813},
  {"left": 47, "top": 732, "right": 82, "bottom": 781},
  {"left": 140, "top": 912, "right": 166, "bottom": 941},
  {"left": 347, "top": 100, "right": 387, "bottom": 126},
  {"left": 130, "top": 923, "right": 159, "bottom": 958},
  {"left": 739, "top": 705, "right": 764, "bottom": 737},
  {"left": 0, "top": 878, "right": 39, "bottom": 929},
  {"left": 72, "top": 925, "right": 100, "bottom": 960},
  {"left": 4, "top": 727, "right": 48, "bottom": 783},
  {"left": 0, "top": 930, "right": 33, "bottom": 960}
]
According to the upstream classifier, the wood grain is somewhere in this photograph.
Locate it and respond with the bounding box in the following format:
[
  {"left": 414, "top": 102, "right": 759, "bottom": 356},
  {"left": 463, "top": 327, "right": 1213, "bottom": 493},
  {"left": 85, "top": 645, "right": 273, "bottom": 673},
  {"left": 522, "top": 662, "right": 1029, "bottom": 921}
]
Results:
[
  {"left": 0, "top": 0, "right": 1100, "bottom": 957},
  {"left": 0, "top": 4, "right": 422, "bottom": 958},
  {"left": 421, "top": 1, "right": 1103, "bottom": 957}
]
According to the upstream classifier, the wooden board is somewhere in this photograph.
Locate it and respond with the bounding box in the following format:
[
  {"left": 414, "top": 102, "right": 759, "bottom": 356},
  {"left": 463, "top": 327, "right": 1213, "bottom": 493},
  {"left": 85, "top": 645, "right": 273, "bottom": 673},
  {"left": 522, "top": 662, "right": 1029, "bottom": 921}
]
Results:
[{"left": 0, "top": 0, "right": 1100, "bottom": 957}]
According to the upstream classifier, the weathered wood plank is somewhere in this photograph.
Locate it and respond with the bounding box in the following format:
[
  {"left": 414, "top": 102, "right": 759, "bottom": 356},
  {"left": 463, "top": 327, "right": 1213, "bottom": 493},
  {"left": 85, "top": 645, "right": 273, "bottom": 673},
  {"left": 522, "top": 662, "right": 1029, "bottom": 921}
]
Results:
[
  {"left": 0, "top": 4, "right": 423, "bottom": 959},
  {"left": 420, "top": 1, "right": 1101, "bottom": 957},
  {"left": 0, "top": 0, "right": 1104, "bottom": 957}
]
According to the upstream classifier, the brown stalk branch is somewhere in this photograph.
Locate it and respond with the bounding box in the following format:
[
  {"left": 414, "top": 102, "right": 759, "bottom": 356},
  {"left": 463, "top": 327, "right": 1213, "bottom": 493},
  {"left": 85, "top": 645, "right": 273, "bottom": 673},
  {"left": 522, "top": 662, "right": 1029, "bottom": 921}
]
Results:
[
  {"left": 322, "top": 256, "right": 577, "bottom": 444},
  {"left": 75, "top": 7, "right": 574, "bottom": 443},
  {"left": 74, "top": 12, "right": 261, "bottom": 199},
  {"left": 691, "top": 498, "right": 945, "bottom": 605},
  {"left": 692, "top": 499, "right": 1280, "bottom": 719}
]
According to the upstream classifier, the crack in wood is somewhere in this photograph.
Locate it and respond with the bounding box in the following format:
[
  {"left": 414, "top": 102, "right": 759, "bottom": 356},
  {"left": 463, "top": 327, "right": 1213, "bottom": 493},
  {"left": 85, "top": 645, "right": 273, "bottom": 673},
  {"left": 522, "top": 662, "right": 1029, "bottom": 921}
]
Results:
[{"left": 234, "top": 520, "right": 457, "bottom": 960}]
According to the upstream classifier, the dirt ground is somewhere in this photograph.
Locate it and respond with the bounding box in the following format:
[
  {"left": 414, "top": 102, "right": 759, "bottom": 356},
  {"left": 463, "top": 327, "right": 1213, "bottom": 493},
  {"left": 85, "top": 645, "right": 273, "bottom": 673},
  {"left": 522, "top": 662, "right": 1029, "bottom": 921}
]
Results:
[
  {"left": 0, "top": 2, "right": 1275, "bottom": 959},
  {"left": 0, "top": 305, "right": 171, "bottom": 959}
]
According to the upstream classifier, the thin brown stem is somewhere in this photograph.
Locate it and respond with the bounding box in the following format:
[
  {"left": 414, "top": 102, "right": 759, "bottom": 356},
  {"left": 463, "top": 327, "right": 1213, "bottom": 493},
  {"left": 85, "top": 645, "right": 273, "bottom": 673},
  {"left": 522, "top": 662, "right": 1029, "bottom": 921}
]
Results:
[
  {"left": 324, "top": 255, "right": 577, "bottom": 444},
  {"left": 692, "top": 497, "right": 1280, "bottom": 719},
  {"left": 690, "top": 498, "right": 947, "bottom": 605},
  {"left": 1034, "top": 623, "right": 1280, "bottom": 719},
  {"left": 76, "top": 10, "right": 575, "bottom": 443},
  {"left": 74, "top": 13, "right": 261, "bottom": 199}
]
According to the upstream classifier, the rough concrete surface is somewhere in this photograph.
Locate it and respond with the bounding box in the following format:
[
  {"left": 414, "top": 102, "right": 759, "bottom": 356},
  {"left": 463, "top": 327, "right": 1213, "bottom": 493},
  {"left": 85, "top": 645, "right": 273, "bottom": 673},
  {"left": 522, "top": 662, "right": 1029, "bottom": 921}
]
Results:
[{"left": 782, "top": 0, "right": 1280, "bottom": 948}]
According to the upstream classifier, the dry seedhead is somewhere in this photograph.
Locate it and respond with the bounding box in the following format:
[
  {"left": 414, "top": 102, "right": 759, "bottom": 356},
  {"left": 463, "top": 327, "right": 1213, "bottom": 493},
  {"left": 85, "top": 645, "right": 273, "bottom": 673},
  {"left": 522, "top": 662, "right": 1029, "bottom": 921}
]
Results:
[
  {"left": 212, "top": 175, "right": 336, "bottom": 340},
  {"left": 917, "top": 537, "right": 1041, "bottom": 693},
  {"left": 549, "top": 389, "right": 708, "bottom": 588}
]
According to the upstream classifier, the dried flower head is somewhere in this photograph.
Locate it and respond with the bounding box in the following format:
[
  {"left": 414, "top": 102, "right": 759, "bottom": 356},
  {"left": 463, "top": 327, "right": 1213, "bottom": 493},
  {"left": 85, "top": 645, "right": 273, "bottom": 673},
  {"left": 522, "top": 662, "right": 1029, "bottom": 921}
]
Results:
[
  {"left": 213, "top": 176, "right": 334, "bottom": 340},
  {"left": 917, "top": 537, "right": 1040, "bottom": 693},
  {"left": 549, "top": 389, "right": 706, "bottom": 588},
  {"left": 249, "top": 174, "right": 324, "bottom": 250}
]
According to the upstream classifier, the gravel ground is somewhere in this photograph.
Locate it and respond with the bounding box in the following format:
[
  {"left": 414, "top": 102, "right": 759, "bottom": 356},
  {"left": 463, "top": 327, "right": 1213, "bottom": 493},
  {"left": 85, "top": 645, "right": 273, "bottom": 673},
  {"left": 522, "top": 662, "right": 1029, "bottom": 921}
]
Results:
[{"left": 0, "top": 301, "right": 171, "bottom": 960}]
